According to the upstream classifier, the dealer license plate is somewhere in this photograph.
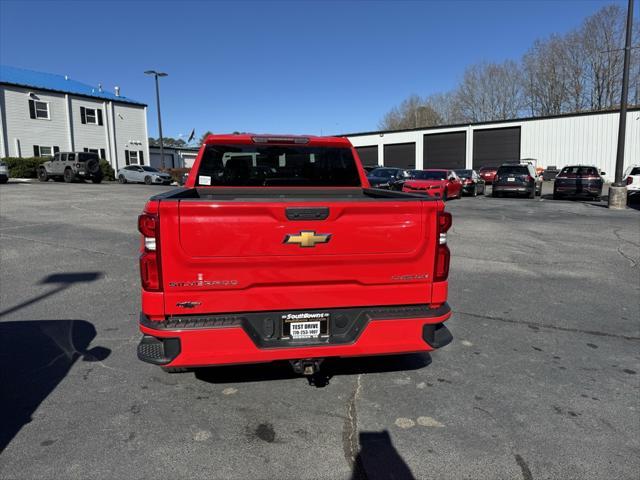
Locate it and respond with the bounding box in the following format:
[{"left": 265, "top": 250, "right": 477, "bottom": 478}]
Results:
[
  {"left": 507, "top": 177, "right": 515, "bottom": 182},
  {"left": 290, "top": 321, "right": 320, "bottom": 339}
]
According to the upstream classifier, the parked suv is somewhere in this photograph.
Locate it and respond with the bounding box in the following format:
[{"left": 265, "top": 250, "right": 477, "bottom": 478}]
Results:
[
  {"left": 623, "top": 165, "right": 640, "bottom": 199},
  {"left": 38, "top": 152, "right": 103, "bottom": 183},
  {"left": 492, "top": 163, "right": 542, "bottom": 198}
]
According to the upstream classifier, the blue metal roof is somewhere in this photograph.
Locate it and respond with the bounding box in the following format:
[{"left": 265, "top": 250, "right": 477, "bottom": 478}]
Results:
[{"left": 0, "top": 65, "right": 146, "bottom": 106}]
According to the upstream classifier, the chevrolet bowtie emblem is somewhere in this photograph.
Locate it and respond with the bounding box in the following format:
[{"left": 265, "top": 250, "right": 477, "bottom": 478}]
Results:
[{"left": 284, "top": 231, "right": 331, "bottom": 248}]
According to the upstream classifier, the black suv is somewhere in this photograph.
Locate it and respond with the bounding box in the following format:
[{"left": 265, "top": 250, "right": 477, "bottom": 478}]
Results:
[
  {"left": 553, "top": 165, "right": 604, "bottom": 200},
  {"left": 492, "top": 163, "right": 542, "bottom": 198},
  {"left": 38, "top": 152, "right": 103, "bottom": 183}
]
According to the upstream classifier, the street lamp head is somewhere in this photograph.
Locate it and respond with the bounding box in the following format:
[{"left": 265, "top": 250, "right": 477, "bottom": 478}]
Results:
[
  {"left": 157, "top": 72, "right": 168, "bottom": 77},
  {"left": 144, "top": 70, "right": 168, "bottom": 77}
]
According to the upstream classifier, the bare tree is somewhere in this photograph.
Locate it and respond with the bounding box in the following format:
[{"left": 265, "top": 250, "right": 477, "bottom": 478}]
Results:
[
  {"left": 523, "top": 36, "right": 570, "bottom": 116},
  {"left": 455, "top": 61, "right": 524, "bottom": 122},
  {"left": 378, "top": 94, "right": 442, "bottom": 130},
  {"left": 581, "top": 4, "right": 627, "bottom": 110}
]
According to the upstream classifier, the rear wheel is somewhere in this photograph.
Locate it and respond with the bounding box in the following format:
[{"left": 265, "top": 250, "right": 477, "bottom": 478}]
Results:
[
  {"left": 37, "top": 167, "right": 49, "bottom": 182},
  {"left": 91, "top": 174, "right": 103, "bottom": 184},
  {"left": 63, "top": 168, "right": 75, "bottom": 183}
]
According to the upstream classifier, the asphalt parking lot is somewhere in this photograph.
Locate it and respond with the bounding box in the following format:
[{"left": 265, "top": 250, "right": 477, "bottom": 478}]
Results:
[{"left": 1, "top": 181, "right": 638, "bottom": 480}]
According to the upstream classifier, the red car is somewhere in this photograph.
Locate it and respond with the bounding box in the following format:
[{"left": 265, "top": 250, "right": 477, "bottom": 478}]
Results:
[
  {"left": 401, "top": 169, "right": 463, "bottom": 200},
  {"left": 136, "top": 134, "right": 453, "bottom": 376},
  {"left": 479, "top": 167, "right": 497, "bottom": 184}
]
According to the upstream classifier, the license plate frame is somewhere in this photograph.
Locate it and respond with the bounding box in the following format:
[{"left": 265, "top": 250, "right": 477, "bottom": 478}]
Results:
[{"left": 281, "top": 312, "right": 330, "bottom": 339}]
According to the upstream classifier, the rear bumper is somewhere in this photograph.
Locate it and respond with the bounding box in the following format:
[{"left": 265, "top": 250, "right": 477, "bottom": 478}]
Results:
[
  {"left": 493, "top": 184, "right": 533, "bottom": 194},
  {"left": 554, "top": 181, "right": 602, "bottom": 196},
  {"left": 138, "top": 303, "right": 453, "bottom": 367}
]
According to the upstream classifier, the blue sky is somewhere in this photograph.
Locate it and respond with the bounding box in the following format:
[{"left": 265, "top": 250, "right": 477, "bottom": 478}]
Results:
[{"left": 0, "top": 0, "right": 628, "bottom": 138}]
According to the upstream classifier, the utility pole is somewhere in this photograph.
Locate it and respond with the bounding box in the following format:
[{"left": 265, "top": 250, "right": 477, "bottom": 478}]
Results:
[
  {"left": 144, "top": 70, "right": 168, "bottom": 169},
  {"left": 609, "top": 0, "right": 634, "bottom": 209}
]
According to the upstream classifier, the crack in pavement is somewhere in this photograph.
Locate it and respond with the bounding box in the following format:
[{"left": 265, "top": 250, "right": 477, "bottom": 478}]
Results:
[
  {"left": 514, "top": 454, "right": 534, "bottom": 480},
  {"left": 613, "top": 228, "right": 639, "bottom": 268},
  {"left": 455, "top": 310, "right": 640, "bottom": 341},
  {"left": 342, "top": 373, "right": 364, "bottom": 476}
]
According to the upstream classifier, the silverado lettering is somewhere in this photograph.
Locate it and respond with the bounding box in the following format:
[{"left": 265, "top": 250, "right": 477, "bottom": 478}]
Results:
[{"left": 136, "top": 134, "right": 453, "bottom": 375}]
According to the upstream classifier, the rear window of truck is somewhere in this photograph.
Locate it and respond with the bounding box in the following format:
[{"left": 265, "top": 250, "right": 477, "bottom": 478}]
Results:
[{"left": 196, "top": 144, "right": 361, "bottom": 187}]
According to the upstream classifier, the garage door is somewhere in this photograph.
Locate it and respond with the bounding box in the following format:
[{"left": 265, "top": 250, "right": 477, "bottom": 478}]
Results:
[
  {"left": 472, "top": 127, "right": 521, "bottom": 169},
  {"left": 383, "top": 143, "right": 416, "bottom": 169},
  {"left": 355, "top": 146, "right": 379, "bottom": 167},
  {"left": 423, "top": 131, "right": 466, "bottom": 169}
]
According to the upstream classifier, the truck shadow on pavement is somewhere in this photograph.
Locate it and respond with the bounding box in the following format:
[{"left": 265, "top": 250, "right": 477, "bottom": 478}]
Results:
[
  {"left": 351, "top": 431, "right": 416, "bottom": 480},
  {"left": 0, "top": 271, "right": 109, "bottom": 453},
  {"left": 195, "top": 353, "right": 432, "bottom": 388},
  {"left": 0, "top": 319, "right": 110, "bottom": 453},
  {"left": 0, "top": 272, "right": 103, "bottom": 318}
]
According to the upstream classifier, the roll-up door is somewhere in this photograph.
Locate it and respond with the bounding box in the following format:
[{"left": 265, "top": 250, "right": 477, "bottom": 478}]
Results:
[
  {"left": 423, "top": 131, "right": 466, "bottom": 169},
  {"left": 472, "top": 127, "right": 521, "bottom": 169},
  {"left": 383, "top": 142, "right": 415, "bottom": 169},
  {"left": 355, "top": 146, "right": 379, "bottom": 167}
]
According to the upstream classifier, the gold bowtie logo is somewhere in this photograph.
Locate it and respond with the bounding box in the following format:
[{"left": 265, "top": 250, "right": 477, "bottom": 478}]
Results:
[{"left": 284, "top": 231, "right": 331, "bottom": 248}]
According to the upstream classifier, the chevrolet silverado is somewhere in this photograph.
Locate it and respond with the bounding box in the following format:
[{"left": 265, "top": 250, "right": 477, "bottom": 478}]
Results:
[{"left": 137, "top": 134, "right": 453, "bottom": 375}]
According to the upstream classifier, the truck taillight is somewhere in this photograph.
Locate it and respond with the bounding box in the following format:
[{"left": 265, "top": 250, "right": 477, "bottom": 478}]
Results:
[
  {"left": 138, "top": 212, "right": 162, "bottom": 291},
  {"left": 434, "top": 212, "right": 452, "bottom": 282}
]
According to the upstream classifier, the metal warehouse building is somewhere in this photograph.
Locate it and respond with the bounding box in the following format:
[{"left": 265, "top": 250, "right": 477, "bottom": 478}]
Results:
[
  {"left": 345, "top": 108, "right": 640, "bottom": 179},
  {"left": 0, "top": 65, "right": 149, "bottom": 172}
]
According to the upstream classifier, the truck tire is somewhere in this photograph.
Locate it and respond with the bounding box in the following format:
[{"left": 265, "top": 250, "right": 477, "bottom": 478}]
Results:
[
  {"left": 38, "top": 167, "right": 49, "bottom": 182},
  {"left": 91, "top": 174, "right": 103, "bottom": 184},
  {"left": 118, "top": 175, "right": 127, "bottom": 184},
  {"left": 63, "top": 168, "right": 75, "bottom": 183},
  {"left": 144, "top": 176, "right": 152, "bottom": 185}
]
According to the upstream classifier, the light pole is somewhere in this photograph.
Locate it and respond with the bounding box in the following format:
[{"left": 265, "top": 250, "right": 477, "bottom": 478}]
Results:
[
  {"left": 144, "top": 70, "right": 168, "bottom": 169},
  {"left": 609, "top": 0, "right": 634, "bottom": 209}
]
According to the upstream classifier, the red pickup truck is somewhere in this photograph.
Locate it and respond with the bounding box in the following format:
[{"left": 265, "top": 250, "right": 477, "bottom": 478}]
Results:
[{"left": 137, "top": 134, "right": 453, "bottom": 375}]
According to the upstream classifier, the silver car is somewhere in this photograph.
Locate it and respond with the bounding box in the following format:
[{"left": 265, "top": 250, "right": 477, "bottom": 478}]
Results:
[{"left": 117, "top": 165, "right": 172, "bottom": 185}]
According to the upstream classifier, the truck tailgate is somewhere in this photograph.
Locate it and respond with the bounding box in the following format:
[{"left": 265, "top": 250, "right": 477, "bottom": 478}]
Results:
[{"left": 159, "top": 199, "right": 441, "bottom": 315}]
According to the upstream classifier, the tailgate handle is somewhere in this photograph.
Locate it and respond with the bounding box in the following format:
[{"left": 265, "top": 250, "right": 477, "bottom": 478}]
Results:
[{"left": 286, "top": 207, "right": 329, "bottom": 221}]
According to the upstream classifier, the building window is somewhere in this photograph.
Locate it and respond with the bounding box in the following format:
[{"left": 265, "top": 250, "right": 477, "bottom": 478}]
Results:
[
  {"left": 80, "top": 106, "right": 103, "bottom": 125},
  {"left": 126, "top": 150, "right": 139, "bottom": 165},
  {"left": 28, "top": 100, "right": 50, "bottom": 120},
  {"left": 33, "top": 145, "right": 59, "bottom": 157},
  {"left": 83, "top": 148, "right": 107, "bottom": 159},
  {"left": 125, "top": 149, "right": 144, "bottom": 165}
]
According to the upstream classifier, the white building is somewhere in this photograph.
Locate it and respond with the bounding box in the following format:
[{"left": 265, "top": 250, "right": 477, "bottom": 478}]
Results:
[
  {"left": 0, "top": 65, "right": 149, "bottom": 172},
  {"left": 345, "top": 108, "right": 640, "bottom": 179}
]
